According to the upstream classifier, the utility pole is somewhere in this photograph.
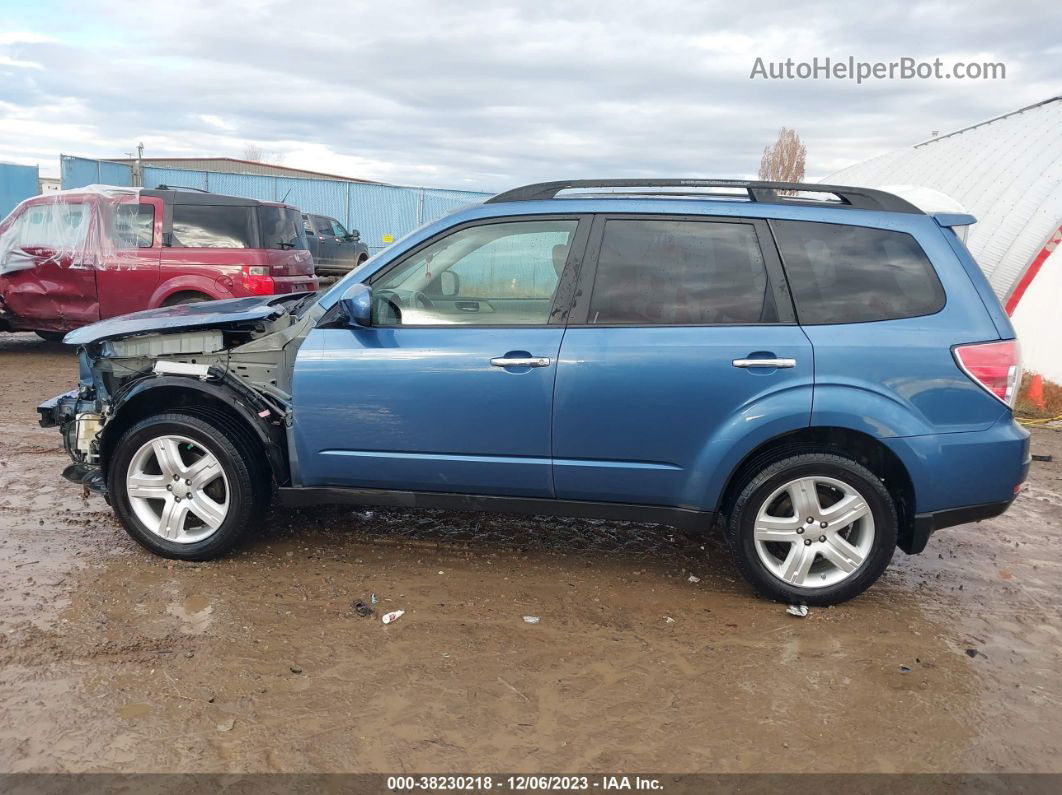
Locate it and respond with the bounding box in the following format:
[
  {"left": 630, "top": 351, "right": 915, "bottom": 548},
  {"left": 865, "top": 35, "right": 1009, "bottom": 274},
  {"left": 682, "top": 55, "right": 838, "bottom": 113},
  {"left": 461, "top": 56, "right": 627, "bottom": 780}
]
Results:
[{"left": 135, "top": 141, "right": 145, "bottom": 187}]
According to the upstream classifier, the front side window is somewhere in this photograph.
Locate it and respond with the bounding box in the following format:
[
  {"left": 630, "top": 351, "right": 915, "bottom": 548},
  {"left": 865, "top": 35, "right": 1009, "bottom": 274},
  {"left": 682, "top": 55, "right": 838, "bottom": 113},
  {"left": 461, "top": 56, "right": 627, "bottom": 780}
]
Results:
[
  {"left": 771, "top": 220, "right": 945, "bottom": 324},
  {"left": 15, "top": 203, "right": 92, "bottom": 251},
  {"left": 258, "top": 206, "right": 308, "bottom": 250},
  {"left": 587, "top": 219, "right": 772, "bottom": 325},
  {"left": 330, "top": 219, "right": 349, "bottom": 238},
  {"left": 170, "top": 205, "right": 255, "bottom": 249},
  {"left": 372, "top": 219, "right": 579, "bottom": 326}
]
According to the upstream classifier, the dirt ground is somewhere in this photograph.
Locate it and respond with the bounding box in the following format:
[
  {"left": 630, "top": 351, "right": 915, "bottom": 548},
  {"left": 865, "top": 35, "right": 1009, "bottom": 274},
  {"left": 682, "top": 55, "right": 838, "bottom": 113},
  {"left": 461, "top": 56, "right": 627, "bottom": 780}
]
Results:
[{"left": 1, "top": 331, "right": 1060, "bottom": 774}]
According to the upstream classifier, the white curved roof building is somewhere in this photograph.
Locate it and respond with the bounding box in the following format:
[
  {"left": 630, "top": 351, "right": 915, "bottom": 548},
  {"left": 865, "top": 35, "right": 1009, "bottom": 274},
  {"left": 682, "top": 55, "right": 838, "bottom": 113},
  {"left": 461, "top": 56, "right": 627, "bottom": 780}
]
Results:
[{"left": 828, "top": 96, "right": 1062, "bottom": 383}]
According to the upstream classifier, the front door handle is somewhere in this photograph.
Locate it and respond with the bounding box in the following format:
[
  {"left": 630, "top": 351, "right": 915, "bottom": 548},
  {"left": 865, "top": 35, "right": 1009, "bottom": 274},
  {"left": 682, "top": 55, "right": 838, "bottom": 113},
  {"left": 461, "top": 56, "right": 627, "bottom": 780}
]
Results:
[
  {"left": 732, "top": 358, "right": 796, "bottom": 369},
  {"left": 491, "top": 356, "right": 551, "bottom": 368}
]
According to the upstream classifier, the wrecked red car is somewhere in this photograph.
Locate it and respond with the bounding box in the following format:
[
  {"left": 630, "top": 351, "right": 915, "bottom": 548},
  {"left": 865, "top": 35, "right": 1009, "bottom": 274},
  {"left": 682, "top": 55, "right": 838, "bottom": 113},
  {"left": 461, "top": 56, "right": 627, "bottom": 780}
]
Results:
[{"left": 0, "top": 186, "right": 318, "bottom": 340}]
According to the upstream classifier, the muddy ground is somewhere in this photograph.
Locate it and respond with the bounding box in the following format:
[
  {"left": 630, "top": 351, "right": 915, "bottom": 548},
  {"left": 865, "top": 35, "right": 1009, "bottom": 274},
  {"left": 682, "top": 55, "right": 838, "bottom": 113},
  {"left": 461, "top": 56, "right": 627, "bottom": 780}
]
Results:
[{"left": 0, "top": 331, "right": 1060, "bottom": 774}]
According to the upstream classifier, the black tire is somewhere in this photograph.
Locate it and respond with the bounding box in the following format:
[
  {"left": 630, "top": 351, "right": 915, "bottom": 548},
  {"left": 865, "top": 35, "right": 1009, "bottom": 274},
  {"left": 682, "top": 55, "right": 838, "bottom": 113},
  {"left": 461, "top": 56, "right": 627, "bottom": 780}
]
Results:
[
  {"left": 163, "top": 292, "right": 210, "bottom": 307},
  {"left": 725, "top": 453, "right": 897, "bottom": 605},
  {"left": 35, "top": 330, "right": 66, "bottom": 342},
  {"left": 108, "top": 412, "right": 270, "bottom": 560}
]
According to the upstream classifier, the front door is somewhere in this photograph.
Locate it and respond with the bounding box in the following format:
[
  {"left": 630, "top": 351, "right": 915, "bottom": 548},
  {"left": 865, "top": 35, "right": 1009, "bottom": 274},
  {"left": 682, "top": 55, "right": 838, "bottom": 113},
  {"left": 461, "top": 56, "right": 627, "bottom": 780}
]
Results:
[
  {"left": 293, "top": 216, "right": 589, "bottom": 497},
  {"left": 0, "top": 197, "right": 100, "bottom": 330},
  {"left": 552, "top": 215, "right": 813, "bottom": 511}
]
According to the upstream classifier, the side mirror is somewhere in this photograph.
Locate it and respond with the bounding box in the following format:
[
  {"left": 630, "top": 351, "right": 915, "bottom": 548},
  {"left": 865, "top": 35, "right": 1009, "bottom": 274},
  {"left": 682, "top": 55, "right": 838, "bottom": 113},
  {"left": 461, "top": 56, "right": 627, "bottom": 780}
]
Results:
[
  {"left": 439, "top": 270, "right": 459, "bottom": 297},
  {"left": 338, "top": 283, "right": 372, "bottom": 327},
  {"left": 349, "top": 230, "right": 360, "bottom": 241}
]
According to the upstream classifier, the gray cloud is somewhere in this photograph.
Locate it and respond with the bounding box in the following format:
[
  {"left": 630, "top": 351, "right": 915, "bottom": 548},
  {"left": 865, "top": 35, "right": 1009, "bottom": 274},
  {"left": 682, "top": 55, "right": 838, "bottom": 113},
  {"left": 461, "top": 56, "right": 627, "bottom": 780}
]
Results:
[{"left": 0, "top": 0, "right": 1058, "bottom": 190}]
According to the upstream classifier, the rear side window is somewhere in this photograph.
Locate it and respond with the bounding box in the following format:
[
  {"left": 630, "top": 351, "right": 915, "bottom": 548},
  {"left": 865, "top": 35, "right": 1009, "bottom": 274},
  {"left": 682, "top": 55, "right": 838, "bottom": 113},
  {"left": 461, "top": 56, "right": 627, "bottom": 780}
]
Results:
[
  {"left": 587, "top": 219, "right": 773, "bottom": 325},
  {"left": 112, "top": 204, "right": 154, "bottom": 248},
  {"left": 258, "top": 206, "right": 307, "bottom": 250},
  {"left": 171, "top": 205, "right": 255, "bottom": 248},
  {"left": 772, "top": 220, "right": 945, "bottom": 324}
]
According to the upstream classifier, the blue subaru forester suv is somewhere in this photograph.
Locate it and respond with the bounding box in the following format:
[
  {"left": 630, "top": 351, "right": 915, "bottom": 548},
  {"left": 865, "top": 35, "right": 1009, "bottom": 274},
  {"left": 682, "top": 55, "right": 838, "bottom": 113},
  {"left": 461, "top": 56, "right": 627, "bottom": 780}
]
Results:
[{"left": 38, "top": 180, "right": 1031, "bottom": 604}]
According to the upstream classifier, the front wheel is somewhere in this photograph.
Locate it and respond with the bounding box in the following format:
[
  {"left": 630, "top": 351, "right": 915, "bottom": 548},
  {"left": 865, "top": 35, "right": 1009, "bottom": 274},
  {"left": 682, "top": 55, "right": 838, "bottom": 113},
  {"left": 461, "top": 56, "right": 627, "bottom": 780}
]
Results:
[
  {"left": 725, "top": 453, "right": 897, "bottom": 605},
  {"left": 108, "top": 412, "right": 269, "bottom": 560}
]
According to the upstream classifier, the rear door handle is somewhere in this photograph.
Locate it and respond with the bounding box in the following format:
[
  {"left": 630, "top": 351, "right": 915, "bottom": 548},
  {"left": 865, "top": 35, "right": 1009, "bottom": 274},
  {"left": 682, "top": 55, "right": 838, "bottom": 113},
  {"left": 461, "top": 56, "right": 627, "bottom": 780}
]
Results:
[
  {"left": 732, "top": 358, "right": 796, "bottom": 369},
  {"left": 491, "top": 356, "right": 551, "bottom": 368}
]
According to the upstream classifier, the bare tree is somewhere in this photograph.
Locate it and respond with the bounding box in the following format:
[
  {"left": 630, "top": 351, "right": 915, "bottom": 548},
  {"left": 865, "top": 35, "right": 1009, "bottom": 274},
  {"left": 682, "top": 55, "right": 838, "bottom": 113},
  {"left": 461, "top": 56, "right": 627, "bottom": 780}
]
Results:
[
  {"left": 757, "top": 127, "right": 806, "bottom": 185},
  {"left": 241, "top": 143, "right": 285, "bottom": 165},
  {"left": 242, "top": 143, "right": 265, "bottom": 162}
]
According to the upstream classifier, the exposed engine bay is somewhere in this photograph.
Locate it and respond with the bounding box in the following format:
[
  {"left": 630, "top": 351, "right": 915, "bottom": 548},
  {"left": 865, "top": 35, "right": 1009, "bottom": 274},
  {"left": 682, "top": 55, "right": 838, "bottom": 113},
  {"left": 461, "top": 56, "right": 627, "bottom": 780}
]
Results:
[{"left": 37, "top": 292, "right": 326, "bottom": 492}]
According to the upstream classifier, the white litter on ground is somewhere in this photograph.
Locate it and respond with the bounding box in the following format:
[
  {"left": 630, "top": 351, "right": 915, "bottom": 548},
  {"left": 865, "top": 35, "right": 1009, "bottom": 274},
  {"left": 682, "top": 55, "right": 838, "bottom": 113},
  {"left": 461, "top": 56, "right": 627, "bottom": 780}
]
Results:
[
  {"left": 786, "top": 605, "right": 809, "bottom": 618},
  {"left": 522, "top": 615, "right": 540, "bottom": 624},
  {"left": 381, "top": 610, "right": 405, "bottom": 625}
]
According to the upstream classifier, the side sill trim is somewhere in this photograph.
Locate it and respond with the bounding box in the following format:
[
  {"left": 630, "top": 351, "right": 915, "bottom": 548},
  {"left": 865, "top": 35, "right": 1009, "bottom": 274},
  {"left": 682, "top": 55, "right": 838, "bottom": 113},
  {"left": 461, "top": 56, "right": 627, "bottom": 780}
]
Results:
[
  {"left": 905, "top": 499, "right": 1014, "bottom": 555},
  {"left": 277, "top": 487, "right": 713, "bottom": 531}
]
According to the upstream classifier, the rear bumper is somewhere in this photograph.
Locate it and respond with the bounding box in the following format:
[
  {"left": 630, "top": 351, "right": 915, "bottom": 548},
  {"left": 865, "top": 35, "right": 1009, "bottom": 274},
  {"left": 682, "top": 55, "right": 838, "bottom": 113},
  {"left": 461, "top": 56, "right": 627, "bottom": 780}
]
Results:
[
  {"left": 890, "top": 416, "right": 1031, "bottom": 554},
  {"left": 906, "top": 498, "right": 1016, "bottom": 554},
  {"left": 270, "top": 274, "right": 319, "bottom": 294}
]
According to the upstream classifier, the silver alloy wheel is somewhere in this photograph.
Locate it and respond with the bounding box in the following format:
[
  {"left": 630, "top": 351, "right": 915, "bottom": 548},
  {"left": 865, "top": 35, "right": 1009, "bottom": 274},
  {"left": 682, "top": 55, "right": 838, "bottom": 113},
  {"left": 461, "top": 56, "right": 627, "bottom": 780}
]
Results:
[
  {"left": 753, "top": 475, "right": 875, "bottom": 589},
  {"left": 125, "top": 434, "right": 230, "bottom": 544}
]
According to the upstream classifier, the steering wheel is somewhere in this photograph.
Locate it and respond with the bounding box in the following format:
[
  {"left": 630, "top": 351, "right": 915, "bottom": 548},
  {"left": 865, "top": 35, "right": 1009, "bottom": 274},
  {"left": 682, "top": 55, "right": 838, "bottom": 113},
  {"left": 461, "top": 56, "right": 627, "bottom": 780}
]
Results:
[{"left": 373, "top": 289, "right": 434, "bottom": 322}]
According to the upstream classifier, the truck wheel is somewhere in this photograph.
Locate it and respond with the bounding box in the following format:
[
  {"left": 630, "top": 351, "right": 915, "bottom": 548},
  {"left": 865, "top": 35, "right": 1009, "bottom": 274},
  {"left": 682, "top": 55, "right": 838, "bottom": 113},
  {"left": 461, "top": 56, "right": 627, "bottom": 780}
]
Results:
[
  {"left": 108, "top": 412, "right": 269, "bottom": 560},
  {"left": 725, "top": 453, "right": 897, "bottom": 605}
]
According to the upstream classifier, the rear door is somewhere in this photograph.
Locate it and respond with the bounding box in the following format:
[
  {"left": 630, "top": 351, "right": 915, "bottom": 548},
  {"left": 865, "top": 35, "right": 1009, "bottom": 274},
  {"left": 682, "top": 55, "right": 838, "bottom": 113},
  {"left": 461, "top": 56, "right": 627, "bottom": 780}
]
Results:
[
  {"left": 0, "top": 198, "right": 100, "bottom": 330},
  {"left": 96, "top": 196, "right": 163, "bottom": 318},
  {"left": 552, "top": 215, "right": 813, "bottom": 510}
]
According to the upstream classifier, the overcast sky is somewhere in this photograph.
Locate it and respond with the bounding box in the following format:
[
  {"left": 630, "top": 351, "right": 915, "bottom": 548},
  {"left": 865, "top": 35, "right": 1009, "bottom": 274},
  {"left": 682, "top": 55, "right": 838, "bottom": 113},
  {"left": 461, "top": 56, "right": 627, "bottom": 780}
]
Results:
[{"left": 0, "top": 0, "right": 1058, "bottom": 191}]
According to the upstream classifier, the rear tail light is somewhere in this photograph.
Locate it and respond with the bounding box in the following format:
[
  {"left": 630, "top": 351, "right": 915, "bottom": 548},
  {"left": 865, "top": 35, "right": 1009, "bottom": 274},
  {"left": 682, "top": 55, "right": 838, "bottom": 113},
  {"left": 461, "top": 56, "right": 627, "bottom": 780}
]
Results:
[
  {"left": 954, "top": 340, "right": 1021, "bottom": 407},
  {"left": 241, "top": 265, "right": 275, "bottom": 295}
]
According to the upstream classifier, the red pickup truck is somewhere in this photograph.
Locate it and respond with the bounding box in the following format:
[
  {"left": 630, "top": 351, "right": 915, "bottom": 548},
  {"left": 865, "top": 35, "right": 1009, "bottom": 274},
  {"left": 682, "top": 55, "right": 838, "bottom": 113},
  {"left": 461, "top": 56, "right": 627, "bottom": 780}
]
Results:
[{"left": 0, "top": 186, "right": 318, "bottom": 340}]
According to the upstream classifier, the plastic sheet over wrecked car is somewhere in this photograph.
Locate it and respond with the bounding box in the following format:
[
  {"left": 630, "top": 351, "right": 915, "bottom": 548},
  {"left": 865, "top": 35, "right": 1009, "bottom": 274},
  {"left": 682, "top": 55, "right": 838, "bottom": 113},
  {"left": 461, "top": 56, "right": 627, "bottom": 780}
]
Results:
[
  {"left": 0, "top": 185, "right": 150, "bottom": 334},
  {"left": 0, "top": 184, "right": 143, "bottom": 275}
]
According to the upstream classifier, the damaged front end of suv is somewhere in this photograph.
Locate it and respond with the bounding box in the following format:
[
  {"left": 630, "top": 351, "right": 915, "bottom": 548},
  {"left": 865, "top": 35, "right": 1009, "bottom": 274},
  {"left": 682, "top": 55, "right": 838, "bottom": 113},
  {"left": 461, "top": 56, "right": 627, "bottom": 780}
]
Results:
[{"left": 37, "top": 293, "right": 322, "bottom": 497}]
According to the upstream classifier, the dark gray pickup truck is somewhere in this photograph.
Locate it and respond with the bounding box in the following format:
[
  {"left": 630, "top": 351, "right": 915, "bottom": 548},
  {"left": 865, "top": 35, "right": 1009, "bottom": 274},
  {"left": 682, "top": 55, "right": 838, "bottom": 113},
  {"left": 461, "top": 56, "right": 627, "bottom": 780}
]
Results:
[{"left": 302, "top": 213, "right": 369, "bottom": 275}]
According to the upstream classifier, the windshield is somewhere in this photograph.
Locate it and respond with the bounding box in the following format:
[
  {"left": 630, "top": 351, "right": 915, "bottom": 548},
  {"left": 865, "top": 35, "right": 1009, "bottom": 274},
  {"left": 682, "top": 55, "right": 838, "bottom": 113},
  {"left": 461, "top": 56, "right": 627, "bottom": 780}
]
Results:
[{"left": 258, "top": 206, "right": 308, "bottom": 250}]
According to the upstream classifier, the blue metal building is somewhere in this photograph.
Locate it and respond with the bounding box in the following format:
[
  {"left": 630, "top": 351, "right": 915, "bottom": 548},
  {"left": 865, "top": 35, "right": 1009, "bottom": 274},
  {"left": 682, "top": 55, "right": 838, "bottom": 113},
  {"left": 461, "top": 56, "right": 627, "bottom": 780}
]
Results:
[{"left": 60, "top": 155, "right": 491, "bottom": 253}]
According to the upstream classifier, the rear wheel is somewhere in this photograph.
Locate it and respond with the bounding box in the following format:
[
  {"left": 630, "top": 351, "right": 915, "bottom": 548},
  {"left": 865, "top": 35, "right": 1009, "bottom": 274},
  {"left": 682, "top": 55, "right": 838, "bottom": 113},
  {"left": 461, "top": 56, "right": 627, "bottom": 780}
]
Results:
[
  {"left": 108, "top": 412, "right": 269, "bottom": 560},
  {"left": 162, "top": 292, "right": 210, "bottom": 307},
  {"left": 35, "top": 330, "right": 66, "bottom": 342},
  {"left": 725, "top": 453, "right": 897, "bottom": 605}
]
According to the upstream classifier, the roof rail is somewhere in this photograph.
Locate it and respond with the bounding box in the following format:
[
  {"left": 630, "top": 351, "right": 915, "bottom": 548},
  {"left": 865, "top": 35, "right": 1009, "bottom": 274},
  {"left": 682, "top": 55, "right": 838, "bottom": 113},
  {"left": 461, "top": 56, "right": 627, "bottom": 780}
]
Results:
[{"left": 485, "top": 179, "right": 923, "bottom": 214}]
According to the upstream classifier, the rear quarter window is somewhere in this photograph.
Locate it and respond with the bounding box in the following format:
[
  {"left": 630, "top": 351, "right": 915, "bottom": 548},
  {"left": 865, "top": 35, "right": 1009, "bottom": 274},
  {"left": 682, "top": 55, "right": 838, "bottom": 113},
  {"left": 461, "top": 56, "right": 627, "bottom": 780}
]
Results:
[
  {"left": 171, "top": 205, "right": 255, "bottom": 249},
  {"left": 771, "top": 220, "right": 945, "bottom": 324}
]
